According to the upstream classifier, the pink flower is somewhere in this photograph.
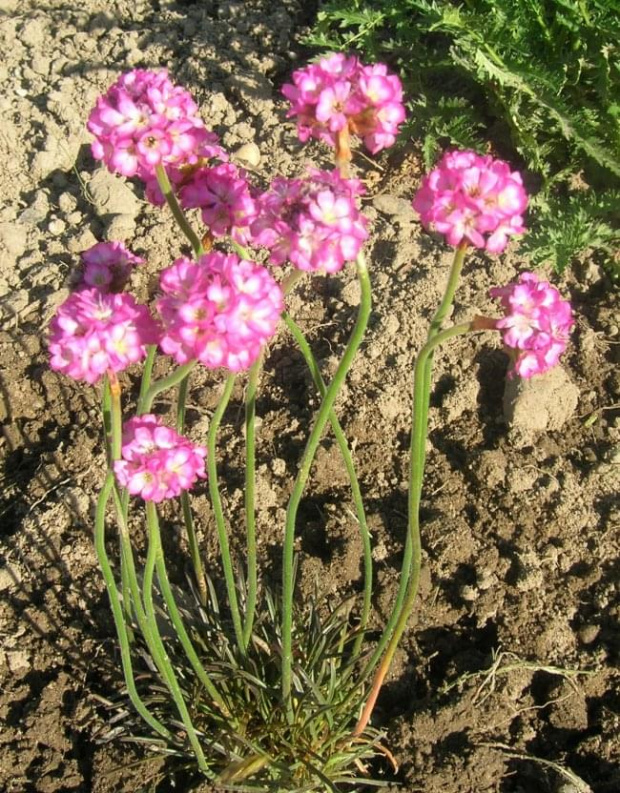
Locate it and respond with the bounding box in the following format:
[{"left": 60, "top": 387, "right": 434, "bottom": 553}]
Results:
[
  {"left": 114, "top": 415, "right": 207, "bottom": 502},
  {"left": 490, "top": 272, "right": 574, "bottom": 377},
  {"left": 178, "top": 162, "right": 257, "bottom": 243},
  {"left": 282, "top": 54, "right": 405, "bottom": 154},
  {"left": 413, "top": 150, "right": 528, "bottom": 253},
  {"left": 157, "top": 252, "right": 283, "bottom": 371},
  {"left": 88, "top": 69, "right": 213, "bottom": 181},
  {"left": 251, "top": 168, "right": 368, "bottom": 272},
  {"left": 81, "top": 241, "right": 144, "bottom": 292},
  {"left": 143, "top": 134, "right": 229, "bottom": 206},
  {"left": 49, "top": 289, "right": 161, "bottom": 384}
]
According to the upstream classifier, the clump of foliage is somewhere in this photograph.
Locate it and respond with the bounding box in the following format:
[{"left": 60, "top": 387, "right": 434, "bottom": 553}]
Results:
[{"left": 305, "top": 0, "right": 620, "bottom": 275}]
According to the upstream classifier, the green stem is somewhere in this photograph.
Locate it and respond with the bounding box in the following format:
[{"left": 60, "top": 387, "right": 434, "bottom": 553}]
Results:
[
  {"left": 105, "top": 373, "right": 132, "bottom": 627},
  {"left": 155, "top": 164, "right": 204, "bottom": 258},
  {"left": 142, "top": 361, "right": 197, "bottom": 414},
  {"left": 207, "top": 375, "right": 245, "bottom": 654},
  {"left": 95, "top": 473, "right": 172, "bottom": 741},
  {"left": 146, "top": 502, "right": 230, "bottom": 717},
  {"left": 143, "top": 501, "right": 210, "bottom": 774},
  {"left": 181, "top": 491, "right": 208, "bottom": 607},
  {"left": 176, "top": 373, "right": 190, "bottom": 433},
  {"left": 102, "top": 377, "right": 113, "bottom": 465},
  {"left": 283, "top": 312, "right": 372, "bottom": 657},
  {"left": 361, "top": 243, "right": 468, "bottom": 679},
  {"left": 281, "top": 253, "right": 372, "bottom": 716},
  {"left": 175, "top": 371, "right": 208, "bottom": 606},
  {"left": 353, "top": 321, "right": 474, "bottom": 736},
  {"left": 137, "top": 345, "right": 158, "bottom": 416},
  {"left": 242, "top": 355, "right": 262, "bottom": 648}
]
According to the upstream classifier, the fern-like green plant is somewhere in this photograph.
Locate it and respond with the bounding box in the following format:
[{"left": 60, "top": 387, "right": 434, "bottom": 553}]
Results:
[{"left": 304, "top": 0, "right": 620, "bottom": 275}]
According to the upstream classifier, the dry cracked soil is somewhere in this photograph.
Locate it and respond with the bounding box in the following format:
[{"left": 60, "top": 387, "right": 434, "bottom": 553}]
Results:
[{"left": 0, "top": 1, "right": 619, "bottom": 792}]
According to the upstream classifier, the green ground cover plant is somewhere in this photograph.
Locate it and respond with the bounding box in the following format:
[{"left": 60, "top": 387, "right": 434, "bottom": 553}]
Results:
[{"left": 306, "top": 0, "right": 620, "bottom": 275}]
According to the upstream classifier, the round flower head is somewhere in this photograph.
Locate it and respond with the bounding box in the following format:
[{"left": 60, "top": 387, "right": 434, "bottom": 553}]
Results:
[
  {"left": 251, "top": 168, "right": 369, "bottom": 272},
  {"left": 178, "top": 162, "right": 257, "bottom": 244},
  {"left": 413, "top": 149, "right": 528, "bottom": 253},
  {"left": 490, "top": 272, "right": 574, "bottom": 378},
  {"left": 157, "top": 252, "right": 283, "bottom": 371},
  {"left": 282, "top": 54, "right": 406, "bottom": 154},
  {"left": 81, "top": 241, "right": 144, "bottom": 292},
  {"left": 114, "top": 415, "right": 207, "bottom": 502},
  {"left": 49, "top": 289, "right": 161, "bottom": 384},
  {"left": 88, "top": 69, "right": 212, "bottom": 180},
  {"left": 143, "top": 134, "right": 229, "bottom": 206}
]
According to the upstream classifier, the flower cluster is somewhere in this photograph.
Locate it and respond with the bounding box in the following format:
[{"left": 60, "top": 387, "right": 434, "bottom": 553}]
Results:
[
  {"left": 282, "top": 53, "right": 406, "bottom": 154},
  {"left": 413, "top": 150, "right": 528, "bottom": 253},
  {"left": 49, "top": 289, "right": 160, "bottom": 384},
  {"left": 179, "top": 162, "right": 257, "bottom": 244},
  {"left": 490, "top": 272, "right": 574, "bottom": 378},
  {"left": 157, "top": 252, "right": 283, "bottom": 371},
  {"left": 88, "top": 69, "right": 211, "bottom": 179},
  {"left": 81, "top": 241, "right": 144, "bottom": 292},
  {"left": 114, "top": 415, "right": 207, "bottom": 502},
  {"left": 251, "top": 169, "right": 368, "bottom": 273}
]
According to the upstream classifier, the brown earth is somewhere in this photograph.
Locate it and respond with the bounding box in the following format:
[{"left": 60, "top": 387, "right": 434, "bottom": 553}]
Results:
[{"left": 0, "top": 1, "right": 619, "bottom": 792}]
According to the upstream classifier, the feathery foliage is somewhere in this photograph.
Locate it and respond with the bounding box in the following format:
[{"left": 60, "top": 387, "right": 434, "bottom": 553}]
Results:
[{"left": 305, "top": 0, "right": 620, "bottom": 273}]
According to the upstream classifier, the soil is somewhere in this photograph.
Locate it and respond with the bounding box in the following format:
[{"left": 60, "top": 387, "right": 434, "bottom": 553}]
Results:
[{"left": 1, "top": 1, "right": 619, "bottom": 792}]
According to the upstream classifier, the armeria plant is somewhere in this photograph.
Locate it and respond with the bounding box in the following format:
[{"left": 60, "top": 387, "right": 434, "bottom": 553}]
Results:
[{"left": 49, "top": 54, "right": 574, "bottom": 790}]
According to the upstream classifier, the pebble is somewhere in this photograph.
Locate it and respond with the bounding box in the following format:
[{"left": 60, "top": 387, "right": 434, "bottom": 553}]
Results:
[
  {"left": 58, "top": 192, "right": 78, "bottom": 213},
  {"left": 19, "top": 192, "right": 49, "bottom": 225},
  {"left": 503, "top": 366, "right": 580, "bottom": 448},
  {"left": 47, "top": 218, "right": 66, "bottom": 236},
  {"left": 460, "top": 584, "right": 478, "bottom": 602},
  {"left": 234, "top": 141, "right": 261, "bottom": 167},
  {"left": 578, "top": 624, "right": 600, "bottom": 645}
]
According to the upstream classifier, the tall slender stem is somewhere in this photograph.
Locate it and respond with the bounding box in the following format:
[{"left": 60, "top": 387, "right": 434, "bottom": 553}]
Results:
[
  {"left": 146, "top": 502, "right": 230, "bottom": 717},
  {"left": 137, "top": 345, "right": 157, "bottom": 416},
  {"left": 207, "top": 375, "right": 245, "bottom": 654},
  {"left": 95, "top": 473, "right": 172, "bottom": 741},
  {"left": 175, "top": 371, "right": 208, "bottom": 605},
  {"left": 281, "top": 253, "right": 372, "bottom": 716},
  {"left": 155, "top": 164, "right": 204, "bottom": 258},
  {"left": 360, "top": 243, "right": 468, "bottom": 680},
  {"left": 283, "top": 312, "right": 372, "bottom": 657},
  {"left": 105, "top": 372, "right": 133, "bottom": 627},
  {"left": 142, "top": 360, "right": 197, "bottom": 414},
  {"left": 143, "top": 502, "right": 210, "bottom": 774},
  {"left": 242, "top": 355, "right": 262, "bottom": 648},
  {"left": 353, "top": 321, "right": 474, "bottom": 736}
]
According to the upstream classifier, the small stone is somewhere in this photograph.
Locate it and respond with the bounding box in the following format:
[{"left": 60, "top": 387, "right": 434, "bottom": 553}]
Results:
[
  {"left": 67, "top": 211, "right": 83, "bottom": 225},
  {"left": 18, "top": 192, "right": 49, "bottom": 226},
  {"left": 578, "top": 624, "right": 600, "bottom": 645},
  {"left": 503, "top": 366, "right": 579, "bottom": 448},
  {"left": 58, "top": 192, "right": 78, "bottom": 213},
  {"left": 47, "top": 218, "right": 66, "bottom": 236},
  {"left": 460, "top": 584, "right": 478, "bottom": 602},
  {"left": 234, "top": 142, "right": 261, "bottom": 168}
]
